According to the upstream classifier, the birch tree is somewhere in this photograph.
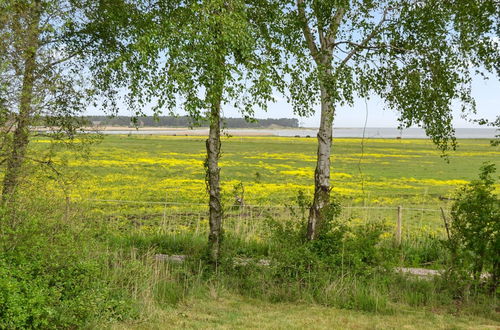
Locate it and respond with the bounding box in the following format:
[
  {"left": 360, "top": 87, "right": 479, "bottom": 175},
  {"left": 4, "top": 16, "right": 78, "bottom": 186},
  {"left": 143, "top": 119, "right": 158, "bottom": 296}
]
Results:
[
  {"left": 0, "top": 0, "right": 92, "bottom": 204},
  {"left": 280, "top": 0, "right": 500, "bottom": 240},
  {"left": 81, "top": 0, "right": 282, "bottom": 262}
]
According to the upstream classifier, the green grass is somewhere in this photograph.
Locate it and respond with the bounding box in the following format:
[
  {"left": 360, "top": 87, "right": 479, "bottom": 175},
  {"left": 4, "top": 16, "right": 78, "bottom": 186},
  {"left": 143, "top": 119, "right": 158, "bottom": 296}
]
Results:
[
  {"left": 32, "top": 135, "right": 499, "bottom": 207},
  {"left": 109, "top": 293, "right": 499, "bottom": 329},
  {"left": 27, "top": 135, "right": 499, "bottom": 242}
]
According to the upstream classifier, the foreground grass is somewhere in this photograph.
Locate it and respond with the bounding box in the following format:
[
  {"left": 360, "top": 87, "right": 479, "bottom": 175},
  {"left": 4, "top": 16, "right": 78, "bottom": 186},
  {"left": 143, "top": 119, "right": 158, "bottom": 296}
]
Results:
[
  {"left": 110, "top": 294, "right": 499, "bottom": 330},
  {"left": 2, "top": 195, "right": 498, "bottom": 328}
]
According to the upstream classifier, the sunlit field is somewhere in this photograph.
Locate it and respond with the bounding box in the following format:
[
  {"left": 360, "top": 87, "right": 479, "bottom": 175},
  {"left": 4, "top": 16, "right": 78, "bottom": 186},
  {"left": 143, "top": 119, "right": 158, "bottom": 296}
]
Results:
[
  {"left": 29, "top": 135, "right": 499, "bottom": 240},
  {"left": 6, "top": 134, "right": 497, "bottom": 328},
  {"left": 35, "top": 135, "right": 499, "bottom": 205}
]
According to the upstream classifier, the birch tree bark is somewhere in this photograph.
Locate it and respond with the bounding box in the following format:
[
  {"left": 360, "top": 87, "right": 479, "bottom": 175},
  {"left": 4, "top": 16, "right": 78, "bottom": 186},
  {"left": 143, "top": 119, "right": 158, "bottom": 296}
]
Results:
[
  {"left": 307, "top": 82, "right": 334, "bottom": 239},
  {"left": 206, "top": 85, "right": 224, "bottom": 262},
  {"left": 1, "top": 1, "right": 40, "bottom": 203},
  {"left": 296, "top": 0, "right": 345, "bottom": 239}
]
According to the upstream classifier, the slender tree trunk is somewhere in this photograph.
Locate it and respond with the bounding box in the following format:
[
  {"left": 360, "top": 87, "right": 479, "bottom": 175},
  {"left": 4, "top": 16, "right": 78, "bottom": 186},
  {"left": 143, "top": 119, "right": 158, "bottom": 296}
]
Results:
[
  {"left": 206, "top": 89, "right": 223, "bottom": 263},
  {"left": 296, "top": 1, "right": 341, "bottom": 240},
  {"left": 307, "top": 82, "right": 334, "bottom": 240},
  {"left": 2, "top": 7, "right": 39, "bottom": 204}
]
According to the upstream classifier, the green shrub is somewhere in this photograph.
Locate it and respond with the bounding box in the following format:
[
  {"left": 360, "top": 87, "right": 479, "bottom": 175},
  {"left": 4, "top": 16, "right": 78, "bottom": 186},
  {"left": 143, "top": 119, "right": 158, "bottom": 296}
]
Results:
[
  {"left": 447, "top": 162, "right": 499, "bottom": 294},
  {"left": 211, "top": 198, "right": 396, "bottom": 308},
  {"left": 267, "top": 211, "right": 391, "bottom": 280},
  {"left": 0, "top": 208, "right": 138, "bottom": 329}
]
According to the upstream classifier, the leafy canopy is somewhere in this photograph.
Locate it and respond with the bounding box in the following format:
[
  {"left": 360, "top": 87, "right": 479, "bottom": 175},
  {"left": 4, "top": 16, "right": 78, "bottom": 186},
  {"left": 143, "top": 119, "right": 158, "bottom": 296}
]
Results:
[
  {"left": 82, "top": 0, "right": 284, "bottom": 122},
  {"left": 273, "top": 0, "right": 499, "bottom": 151}
]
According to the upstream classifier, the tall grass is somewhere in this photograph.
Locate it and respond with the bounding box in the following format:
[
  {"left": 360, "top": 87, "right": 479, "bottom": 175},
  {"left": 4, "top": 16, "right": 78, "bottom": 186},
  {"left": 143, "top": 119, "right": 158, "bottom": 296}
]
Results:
[{"left": 0, "top": 190, "right": 497, "bottom": 328}]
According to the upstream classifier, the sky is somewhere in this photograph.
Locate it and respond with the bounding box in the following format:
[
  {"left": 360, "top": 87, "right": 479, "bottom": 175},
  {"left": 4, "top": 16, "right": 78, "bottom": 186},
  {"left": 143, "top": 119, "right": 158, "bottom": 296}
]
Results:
[
  {"left": 88, "top": 73, "right": 499, "bottom": 129},
  {"left": 221, "top": 74, "right": 500, "bottom": 128}
]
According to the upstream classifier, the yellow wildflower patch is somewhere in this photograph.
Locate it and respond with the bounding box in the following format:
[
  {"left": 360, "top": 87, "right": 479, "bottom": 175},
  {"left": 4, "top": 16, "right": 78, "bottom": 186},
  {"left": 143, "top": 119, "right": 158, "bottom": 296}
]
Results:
[
  {"left": 402, "top": 178, "right": 469, "bottom": 186},
  {"left": 351, "top": 153, "right": 423, "bottom": 158},
  {"left": 244, "top": 152, "right": 316, "bottom": 162}
]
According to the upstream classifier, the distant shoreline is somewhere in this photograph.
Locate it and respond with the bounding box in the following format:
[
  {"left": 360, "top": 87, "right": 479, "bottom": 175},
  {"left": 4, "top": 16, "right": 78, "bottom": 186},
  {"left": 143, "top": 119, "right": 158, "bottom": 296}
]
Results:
[
  {"left": 45, "top": 126, "right": 497, "bottom": 139},
  {"left": 88, "top": 126, "right": 306, "bottom": 131}
]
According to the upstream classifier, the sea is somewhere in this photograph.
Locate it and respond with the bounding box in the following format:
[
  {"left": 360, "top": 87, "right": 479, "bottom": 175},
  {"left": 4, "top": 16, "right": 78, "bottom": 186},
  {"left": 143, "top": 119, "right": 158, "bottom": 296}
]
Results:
[{"left": 100, "top": 127, "right": 498, "bottom": 139}]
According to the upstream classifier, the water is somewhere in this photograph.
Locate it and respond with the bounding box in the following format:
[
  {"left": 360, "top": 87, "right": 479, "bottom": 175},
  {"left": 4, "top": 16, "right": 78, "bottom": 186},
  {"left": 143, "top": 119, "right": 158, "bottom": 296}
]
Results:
[{"left": 99, "top": 127, "right": 497, "bottom": 139}]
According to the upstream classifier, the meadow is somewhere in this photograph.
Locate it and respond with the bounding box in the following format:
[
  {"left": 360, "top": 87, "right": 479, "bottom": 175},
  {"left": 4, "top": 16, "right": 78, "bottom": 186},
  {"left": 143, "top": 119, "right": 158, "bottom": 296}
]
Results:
[
  {"left": 42, "top": 135, "right": 498, "bottom": 206},
  {"left": 2, "top": 134, "right": 497, "bottom": 329},
  {"left": 33, "top": 135, "right": 499, "bottom": 240}
]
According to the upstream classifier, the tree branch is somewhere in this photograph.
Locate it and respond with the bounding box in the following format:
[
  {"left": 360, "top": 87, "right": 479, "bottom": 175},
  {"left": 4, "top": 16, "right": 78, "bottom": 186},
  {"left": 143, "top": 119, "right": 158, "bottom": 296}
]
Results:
[
  {"left": 38, "top": 50, "right": 80, "bottom": 74},
  {"left": 1, "top": 120, "right": 16, "bottom": 135},
  {"left": 335, "top": 40, "right": 410, "bottom": 54},
  {"left": 325, "top": 8, "right": 346, "bottom": 54},
  {"left": 25, "top": 156, "right": 62, "bottom": 176},
  {"left": 339, "top": 7, "right": 390, "bottom": 67},
  {"left": 318, "top": 23, "right": 327, "bottom": 53},
  {"left": 297, "top": 0, "right": 320, "bottom": 63}
]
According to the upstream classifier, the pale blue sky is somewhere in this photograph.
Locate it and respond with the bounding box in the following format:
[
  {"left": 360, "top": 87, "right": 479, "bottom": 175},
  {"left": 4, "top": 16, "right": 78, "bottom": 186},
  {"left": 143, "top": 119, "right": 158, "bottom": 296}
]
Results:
[
  {"left": 222, "top": 74, "right": 500, "bottom": 128},
  {"left": 83, "top": 4, "right": 499, "bottom": 129},
  {"left": 90, "top": 73, "right": 499, "bottom": 128}
]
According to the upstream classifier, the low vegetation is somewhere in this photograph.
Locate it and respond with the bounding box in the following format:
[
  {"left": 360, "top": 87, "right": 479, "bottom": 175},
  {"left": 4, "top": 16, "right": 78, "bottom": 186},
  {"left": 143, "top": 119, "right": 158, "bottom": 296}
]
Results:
[{"left": 0, "top": 136, "right": 498, "bottom": 328}]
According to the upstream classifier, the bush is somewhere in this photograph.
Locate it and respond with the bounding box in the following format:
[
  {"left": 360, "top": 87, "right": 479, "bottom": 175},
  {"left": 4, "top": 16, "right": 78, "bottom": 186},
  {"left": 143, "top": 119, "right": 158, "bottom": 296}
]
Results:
[
  {"left": 267, "top": 209, "right": 391, "bottom": 279},
  {"left": 0, "top": 208, "right": 137, "bottom": 329},
  {"left": 447, "top": 162, "right": 499, "bottom": 294},
  {"left": 221, "top": 197, "right": 393, "bottom": 309}
]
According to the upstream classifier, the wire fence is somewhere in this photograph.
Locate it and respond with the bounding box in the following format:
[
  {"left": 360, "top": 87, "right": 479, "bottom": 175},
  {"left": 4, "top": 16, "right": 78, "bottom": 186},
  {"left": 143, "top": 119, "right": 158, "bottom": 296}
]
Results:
[{"left": 74, "top": 197, "right": 448, "bottom": 242}]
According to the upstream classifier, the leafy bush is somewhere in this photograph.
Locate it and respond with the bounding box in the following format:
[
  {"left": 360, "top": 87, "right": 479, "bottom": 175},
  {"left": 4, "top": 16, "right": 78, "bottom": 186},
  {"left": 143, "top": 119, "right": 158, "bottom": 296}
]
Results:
[
  {"left": 447, "top": 162, "right": 499, "bottom": 294},
  {"left": 268, "top": 208, "right": 391, "bottom": 277},
  {"left": 0, "top": 208, "right": 138, "bottom": 329}
]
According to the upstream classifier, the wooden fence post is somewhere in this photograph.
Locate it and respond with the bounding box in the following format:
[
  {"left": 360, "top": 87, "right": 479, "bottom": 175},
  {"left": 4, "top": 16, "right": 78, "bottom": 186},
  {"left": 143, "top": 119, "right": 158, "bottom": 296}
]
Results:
[
  {"left": 440, "top": 207, "right": 451, "bottom": 240},
  {"left": 396, "top": 206, "right": 402, "bottom": 247}
]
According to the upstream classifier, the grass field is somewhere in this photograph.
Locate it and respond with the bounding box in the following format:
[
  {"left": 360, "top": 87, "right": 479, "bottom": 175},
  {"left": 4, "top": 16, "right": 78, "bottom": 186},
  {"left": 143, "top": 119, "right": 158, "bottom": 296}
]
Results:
[
  {"left": 109, "top": 294, "right": 500, "bottom": 330},
  {"left": 35, "top": 135, "right": 498, "bottom": 205},
  {"left": 31, "top": 135, "right": 499, "bottom": 237},
  {"left": 4, "top": 134, "right": 497, "bottom": 329}
]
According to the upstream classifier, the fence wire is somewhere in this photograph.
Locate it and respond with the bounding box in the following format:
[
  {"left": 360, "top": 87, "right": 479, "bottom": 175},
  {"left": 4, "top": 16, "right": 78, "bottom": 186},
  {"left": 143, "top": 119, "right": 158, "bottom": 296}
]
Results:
[{"left": 76, "top": 198, "right": 448, "bottom": 241}]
